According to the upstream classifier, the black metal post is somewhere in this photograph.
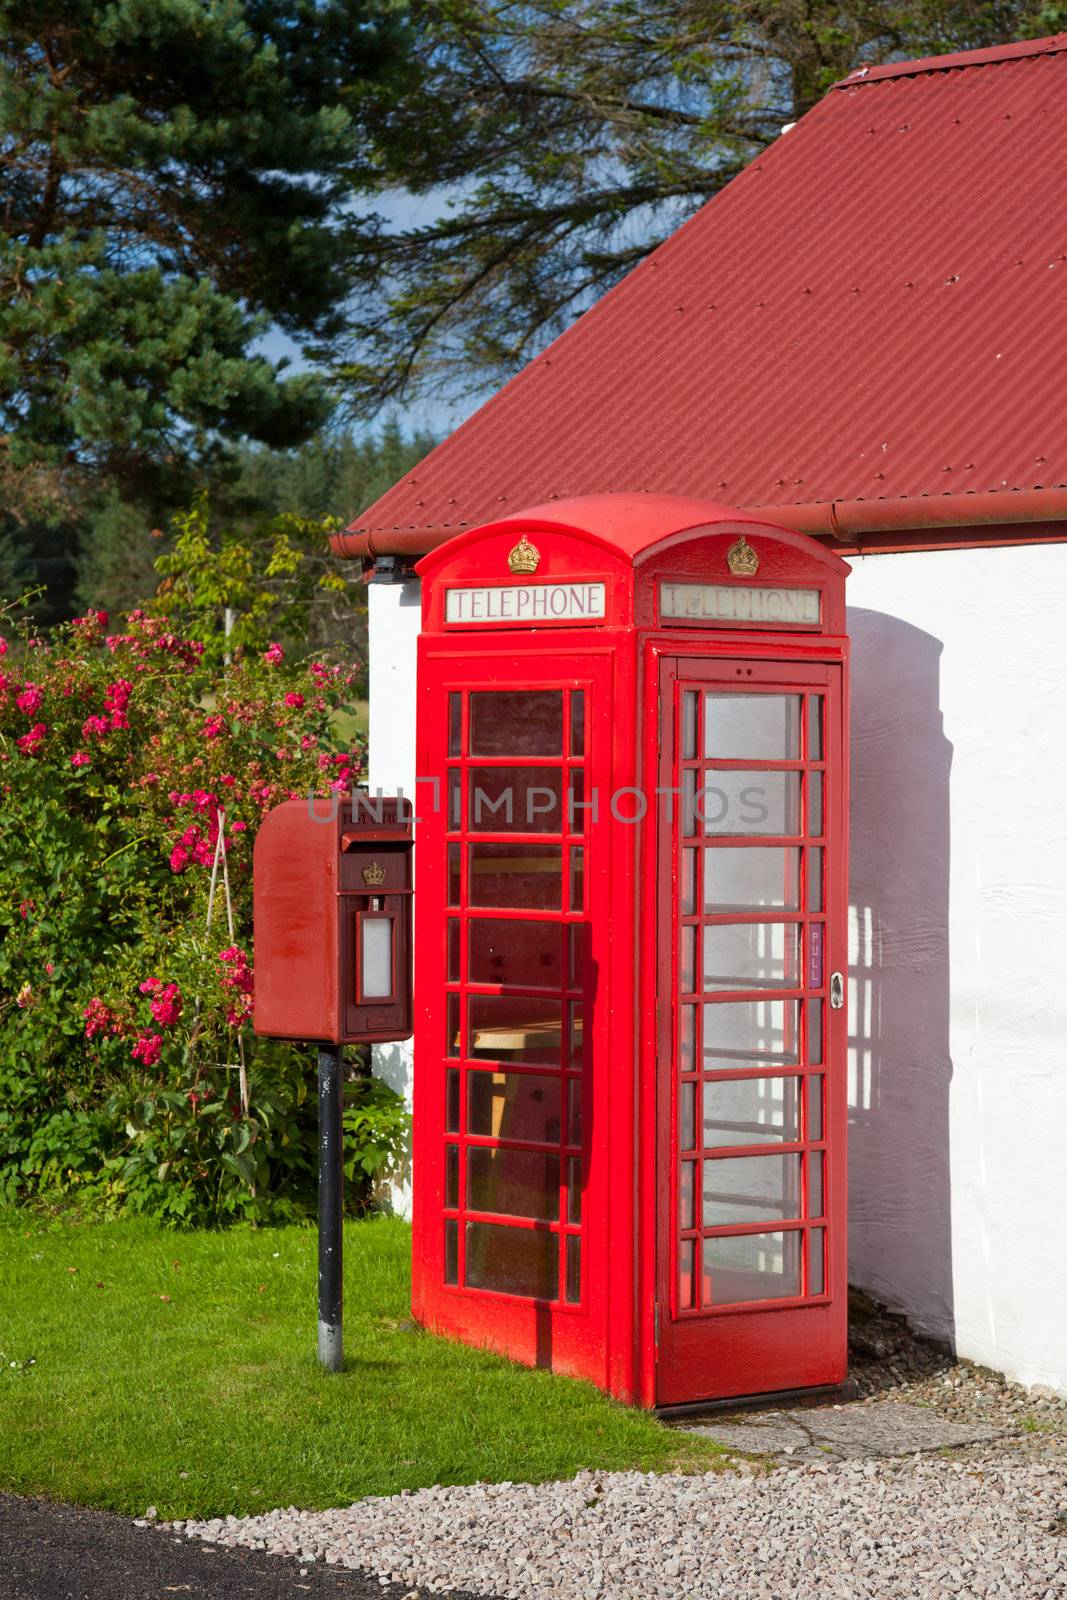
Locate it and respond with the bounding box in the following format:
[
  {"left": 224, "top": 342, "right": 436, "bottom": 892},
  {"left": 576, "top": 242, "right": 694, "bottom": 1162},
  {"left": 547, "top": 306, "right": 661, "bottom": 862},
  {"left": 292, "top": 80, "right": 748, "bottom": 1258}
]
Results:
[{"left": 317, "top": 1044, "right": 344, "bottom": 1372}]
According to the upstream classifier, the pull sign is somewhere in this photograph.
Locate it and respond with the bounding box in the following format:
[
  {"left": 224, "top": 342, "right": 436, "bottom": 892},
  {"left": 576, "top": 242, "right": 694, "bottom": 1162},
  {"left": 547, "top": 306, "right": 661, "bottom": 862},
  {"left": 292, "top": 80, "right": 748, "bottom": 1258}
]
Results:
[{"left": 660, "top": 582, "right": 821, "bottom": 627}]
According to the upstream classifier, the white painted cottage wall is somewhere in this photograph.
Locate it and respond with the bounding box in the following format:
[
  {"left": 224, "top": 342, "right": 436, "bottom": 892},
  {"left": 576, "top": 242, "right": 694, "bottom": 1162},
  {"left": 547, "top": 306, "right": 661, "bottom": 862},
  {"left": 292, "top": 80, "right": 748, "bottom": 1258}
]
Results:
[
  {"left": 846, "top": 543, "right": 1067, "bottom": 1394},
  {"left": 366, "top": 544, "right": 1067, "bottom": 1391}
]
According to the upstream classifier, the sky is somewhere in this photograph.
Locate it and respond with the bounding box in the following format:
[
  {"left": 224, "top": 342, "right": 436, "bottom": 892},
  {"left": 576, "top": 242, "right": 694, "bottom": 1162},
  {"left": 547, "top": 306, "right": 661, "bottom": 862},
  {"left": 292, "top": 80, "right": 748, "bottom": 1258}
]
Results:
[{"left": 258, "top": 185, "right": 482, "bottom": 446}]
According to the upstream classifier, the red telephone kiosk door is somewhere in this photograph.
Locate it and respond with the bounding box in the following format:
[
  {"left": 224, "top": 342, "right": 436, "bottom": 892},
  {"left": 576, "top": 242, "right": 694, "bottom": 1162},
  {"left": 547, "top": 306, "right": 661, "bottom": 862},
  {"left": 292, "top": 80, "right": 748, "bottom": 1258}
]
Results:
[{"left": 653, "top": 656, "right": 847, "bottom": 1404}]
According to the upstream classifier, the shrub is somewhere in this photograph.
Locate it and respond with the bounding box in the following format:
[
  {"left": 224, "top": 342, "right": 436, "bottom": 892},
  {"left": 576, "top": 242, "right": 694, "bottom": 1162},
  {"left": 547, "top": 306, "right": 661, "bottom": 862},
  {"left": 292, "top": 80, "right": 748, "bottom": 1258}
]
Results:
[{"left": 0, "top": 601, "right": 407, "bottom": 1224}]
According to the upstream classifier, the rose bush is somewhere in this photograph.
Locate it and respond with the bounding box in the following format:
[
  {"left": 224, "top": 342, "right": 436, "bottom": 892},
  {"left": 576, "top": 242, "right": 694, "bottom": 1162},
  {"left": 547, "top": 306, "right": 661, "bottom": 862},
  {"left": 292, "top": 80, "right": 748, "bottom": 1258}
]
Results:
[{"left": 0, "top": 604, "right": 407, "bottom": 1224}]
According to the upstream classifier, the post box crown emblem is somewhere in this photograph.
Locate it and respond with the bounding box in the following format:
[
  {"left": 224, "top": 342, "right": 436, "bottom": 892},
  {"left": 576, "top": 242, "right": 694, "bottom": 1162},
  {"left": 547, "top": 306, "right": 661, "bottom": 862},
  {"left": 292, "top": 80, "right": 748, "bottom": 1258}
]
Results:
[
  {"left": 362, "top": 860, "right": 386, "bottom": 887},
  {"left": 727, "top": 535, "right": 759, "bottom": 577},
  {"left": 507, "top": 534, "right": 541, "bottom": 575}
]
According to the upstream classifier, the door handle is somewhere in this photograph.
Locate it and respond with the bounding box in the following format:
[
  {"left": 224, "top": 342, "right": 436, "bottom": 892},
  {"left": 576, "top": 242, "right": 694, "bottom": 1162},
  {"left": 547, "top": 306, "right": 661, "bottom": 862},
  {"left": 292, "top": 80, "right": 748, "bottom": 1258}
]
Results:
[{"left": 829, "top": 971, "right": 845, "bottom": 1010}]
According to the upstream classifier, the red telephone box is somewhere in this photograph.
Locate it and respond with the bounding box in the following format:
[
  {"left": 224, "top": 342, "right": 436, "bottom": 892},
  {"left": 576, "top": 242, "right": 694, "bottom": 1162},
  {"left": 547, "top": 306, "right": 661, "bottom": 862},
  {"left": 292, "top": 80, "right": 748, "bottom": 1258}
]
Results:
[{"left": 412, "top": 493, "right": 849, "bottom": 1407}]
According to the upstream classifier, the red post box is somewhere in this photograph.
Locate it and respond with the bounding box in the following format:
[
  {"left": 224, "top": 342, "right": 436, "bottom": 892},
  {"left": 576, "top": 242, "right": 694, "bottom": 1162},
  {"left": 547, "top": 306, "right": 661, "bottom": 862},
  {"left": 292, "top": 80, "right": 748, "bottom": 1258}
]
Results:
[
  {"left": 253, "top": 794, "right": 413, "bottom": 1045},
  {"left": 411, "top": 493, "right": 850, "bottom": 1409}
]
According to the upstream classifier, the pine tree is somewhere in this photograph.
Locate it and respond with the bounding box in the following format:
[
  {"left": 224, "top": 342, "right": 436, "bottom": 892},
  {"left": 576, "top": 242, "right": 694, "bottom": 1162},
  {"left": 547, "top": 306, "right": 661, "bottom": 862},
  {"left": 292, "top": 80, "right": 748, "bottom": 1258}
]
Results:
[{"left": 0, "top": 0, "right": 411, "bottom": 514}]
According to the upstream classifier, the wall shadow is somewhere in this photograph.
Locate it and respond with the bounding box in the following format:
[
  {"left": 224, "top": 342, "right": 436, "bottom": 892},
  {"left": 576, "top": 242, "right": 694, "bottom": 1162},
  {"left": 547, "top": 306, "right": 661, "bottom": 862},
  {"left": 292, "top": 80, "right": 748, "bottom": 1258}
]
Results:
[{"left": 846, "top": 607, "right": 955, "bottom": 1348}]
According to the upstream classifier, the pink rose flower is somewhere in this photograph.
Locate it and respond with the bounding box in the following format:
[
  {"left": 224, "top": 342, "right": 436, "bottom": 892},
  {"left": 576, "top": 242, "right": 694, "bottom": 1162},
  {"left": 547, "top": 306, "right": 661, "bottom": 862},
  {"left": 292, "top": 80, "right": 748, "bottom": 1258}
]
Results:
[
  {"left": 16, "top": 722, "right": 46, "bottom": 755},
  {"left": 149, "top": 982, "right": 182, "bottom": 1027},
  {"left": 131, "top": 1032, "right": 162, "bottom": 1067},
  {"left": 71, "top": 751, "right": 91, "bottom": 768},
  {"left": 16, "top": 684, "right": 43, "bottom": 716},
  {"left": 263, "top": 642, "right": 284, "bottom": 665},
  {"left": 284, "top": 692, "right": 304, "bottom": 708},
  {"left": 83, "top": 997, "right": 116, "bottom": 1040}
]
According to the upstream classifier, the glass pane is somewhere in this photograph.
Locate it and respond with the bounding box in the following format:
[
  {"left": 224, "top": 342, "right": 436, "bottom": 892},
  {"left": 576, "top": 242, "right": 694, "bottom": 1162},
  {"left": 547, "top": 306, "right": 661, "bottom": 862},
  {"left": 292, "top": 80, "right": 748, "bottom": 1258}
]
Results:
[
  {"left": 569, "top": 691, "right": 585, "bottom": 758},
  {"left": 469, "top": 767, "right": 563, "bottom": 834},
  {"left": 447, "top": 919, "right": 460, "bottom": 982},
  {"left": 566, "top": 769, "right": 586, "bottom": 830},
  {"left": 469, "top": 918, "right": 562, "bottom": 988},
  {"left": 809, "top": 1151, "right": 825, "bottom": 1219},
  {"left": 678, "top": 1238, "right": 696, "bottom": 1310},
  {"left": 703, "top": 694, "right": 801, "bottom": 760},
  {"left": 444, "top": 1219, "right": 459, "bottom": 1285},
  {"left": 567, "top": 1156, "right": 581, "bottom": 1224},
  {"left": 467, "top": 1071, "right": 561, "bottom": 1144},
  {"left": 704, "top": 847, "right": 801, "bottom": 912},
  {"left": 681, "top": 923, "right": 697, "bottom": 992},
  {"left": 449, "top": 769, "right": 462, "bottom": 830},
  {"left": 807, "top": 999, "right": 824, "bottom": 1065},
  {"left": 568, "top": 1001, "right": 583, "bottom": 1067},
  {"left": 445, "top": 1144, "right": 459, "bottom": 1208},
  {"left": 468, "top": 995, "right": 563, "bottom": 1064},
  {"left": 445, "top": 1069, "right": 460, "bottom": 1133},
  {"left": 568, "top": 924, "right": 583, "bottom": 989},
  {"left": 565, "top": 1235, "right": 581, "bottom": 1302},
  {"left": 360, "top": 917, "right": 393, "bottom": 998},
  {"left": 702, "top": 1153, "right": 802, "bottom": 1225},
  {"left": 704, "top": 1230, "right": 801, "bottom": 1304},
  {"left": 703, "top": 999, "right": 800, "bottom": 1065},
  {"left": 703, "top": 923, "right": 799, "bottom": 991},
  {"left": 679, "top": 1005, "right": 696, "bottom": 1072},
  {"left": 679, "top": 1081, "right": 696, "bottom": 1151},
  {"left": 809, "top": 1228, "right": 825, "bottom": 1295},
  {"left": 469, "top": 690, "right": 563, "bottom": 757},
  {"left": 681, "top": 848, "right": 697, "bottom": 914},
  {"left": 448, "top": 844, "right": 462, "bottom": 906},
  {"left": 808, "top": 1075, "right": 824, "bottom": 1142},
  {"left": 469, "top": 843, "right": 562, "bottom": 909},
  {"left": 807, "top": 847, "right": 823, "bottom": 912},
  {"left": 569, "top": 846, "right": 584, "bottom": 909},
  {"left": 703, "top": 1076, "right": 800, "bottom": 1147},
  {"left": 467, "top": 1147, "right": 561, "bottom": 1221},
  {"left": 568, "top": 1078, "right": 583, "bottom": 1146},
  {"left": 446, "top": 993, "right": 460, "bottom": 1057},
  {"left": 808, "top": 771, "right": 824, "bottom": 837},
  {"left": 681, "top": 769, "right": 699, "bottom": 834},
  {"left": 679, "top": 1160, "right": 696, "bottom": 1229},
  {"left": 700, "top": 771, "right": 801, "bottom": 837},
  {"left": 448, "top": 693, "right": 463, "bottom": 756},
  {"left": 682, "top": 692, "right": 698, "bottom": 759},
  {"left": 807, "top": 697, "right": 823, "bottom": 760},
  {"left": 466, "top": 1222, "right": 558, "bottom": 1299}
]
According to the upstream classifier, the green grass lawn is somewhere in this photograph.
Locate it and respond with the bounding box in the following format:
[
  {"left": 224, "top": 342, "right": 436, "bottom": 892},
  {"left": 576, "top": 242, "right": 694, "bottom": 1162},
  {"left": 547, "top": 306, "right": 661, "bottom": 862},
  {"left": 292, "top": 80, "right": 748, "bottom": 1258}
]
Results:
[{"left": 0, "top": 1211, "right": 724, "bottom": 1518}]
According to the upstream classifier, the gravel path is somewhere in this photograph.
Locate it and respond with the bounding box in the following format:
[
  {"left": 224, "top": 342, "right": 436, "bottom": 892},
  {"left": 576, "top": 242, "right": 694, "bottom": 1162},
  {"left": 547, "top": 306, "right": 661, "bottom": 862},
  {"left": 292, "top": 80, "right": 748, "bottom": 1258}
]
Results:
[
  {"left": 171, "top": 1301, "right": 1067, "bottom": 1600},
  {"left": 173, "top": 1448, "right": 1067, "bottom": 1600}
]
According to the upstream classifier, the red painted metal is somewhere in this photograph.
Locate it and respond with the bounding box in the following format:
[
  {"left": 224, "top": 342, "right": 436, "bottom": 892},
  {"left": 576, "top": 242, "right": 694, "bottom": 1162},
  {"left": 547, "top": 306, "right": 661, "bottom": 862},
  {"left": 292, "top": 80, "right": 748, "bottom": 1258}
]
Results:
[
  {"left": 412, "top": 493, "right": 849, "bottom": 1406},
  {"left": 253, "top": 795, "right": 414, "bottom": 1045},
  {"left": 331, "top": 34, "right": 1067, "bottom": 563}
]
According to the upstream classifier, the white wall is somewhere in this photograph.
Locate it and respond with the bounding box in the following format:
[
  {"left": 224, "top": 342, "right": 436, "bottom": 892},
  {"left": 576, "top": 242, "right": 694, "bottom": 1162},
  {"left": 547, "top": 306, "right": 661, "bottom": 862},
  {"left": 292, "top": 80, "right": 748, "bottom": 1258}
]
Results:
[
  {"left": 367, "top": 578, "right": 422, "bottom": 1217},
  {"left": 365, "top": 546, "right": 1067, "bottom": 1391},
  {"left": 847, "top": 543, "right": 1067, "bottom": 1394}
]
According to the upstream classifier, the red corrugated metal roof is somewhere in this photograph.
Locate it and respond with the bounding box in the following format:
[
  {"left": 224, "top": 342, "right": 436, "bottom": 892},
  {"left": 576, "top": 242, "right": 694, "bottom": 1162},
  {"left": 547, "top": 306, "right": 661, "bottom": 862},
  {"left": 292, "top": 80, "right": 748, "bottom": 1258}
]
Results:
[{"left": 347, "top": 34, "right": 1067, "bottom": 552}]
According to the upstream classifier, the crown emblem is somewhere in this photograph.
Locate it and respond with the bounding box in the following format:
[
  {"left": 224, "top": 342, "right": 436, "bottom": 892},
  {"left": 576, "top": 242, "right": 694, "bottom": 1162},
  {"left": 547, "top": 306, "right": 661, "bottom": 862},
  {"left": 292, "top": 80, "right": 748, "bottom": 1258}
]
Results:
[
  {"left": 507, "top": 534, "right": 541, "bottom": 575},
  {"left": 726, "top": 535, "right": 759, "bottom": 577},
  {"left": 362, "top": 860, "right": 386, "bottom": 887}
]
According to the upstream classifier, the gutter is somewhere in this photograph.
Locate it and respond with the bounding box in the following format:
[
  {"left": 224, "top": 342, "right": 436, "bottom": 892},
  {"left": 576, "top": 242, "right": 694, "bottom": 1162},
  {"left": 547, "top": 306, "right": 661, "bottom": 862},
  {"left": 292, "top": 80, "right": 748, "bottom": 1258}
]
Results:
[{"left": 331, "top": 487, "right": 1067, "bottom": 563}]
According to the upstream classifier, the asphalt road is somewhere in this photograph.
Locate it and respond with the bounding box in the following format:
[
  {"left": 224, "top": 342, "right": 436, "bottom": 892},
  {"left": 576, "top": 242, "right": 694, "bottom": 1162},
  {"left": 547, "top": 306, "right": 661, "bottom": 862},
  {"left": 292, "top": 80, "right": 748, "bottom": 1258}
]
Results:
[{"left": 0, "top": 1495, "right": 491, "bottom": 1600}]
